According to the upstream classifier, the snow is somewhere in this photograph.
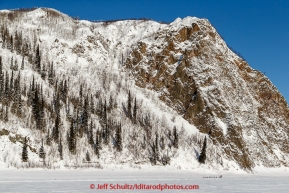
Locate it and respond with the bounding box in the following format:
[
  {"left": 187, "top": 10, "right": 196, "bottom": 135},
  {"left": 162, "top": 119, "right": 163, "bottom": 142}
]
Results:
[
  {"left": 0, "top": 169, "right": 289, "bottom": 193},
  {"left": 26, "top": 8, "right": 47, "bottom": 18},
  {"left": 170, "top": 16, "right": 200, "bottom": 29},
  {"left": 215, "top": 117, "right": 228, "bottom": 135}
]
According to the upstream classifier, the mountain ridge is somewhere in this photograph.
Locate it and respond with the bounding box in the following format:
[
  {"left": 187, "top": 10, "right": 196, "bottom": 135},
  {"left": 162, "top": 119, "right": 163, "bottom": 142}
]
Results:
[{"left": 0, "top": 7, "right": 288, "bottom": 171}]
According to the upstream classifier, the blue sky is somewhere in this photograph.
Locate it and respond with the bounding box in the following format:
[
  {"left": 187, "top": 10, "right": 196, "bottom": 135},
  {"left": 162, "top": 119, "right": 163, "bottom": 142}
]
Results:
[{"left": 1, "top": 0, "right": 289, "bottom": 101}]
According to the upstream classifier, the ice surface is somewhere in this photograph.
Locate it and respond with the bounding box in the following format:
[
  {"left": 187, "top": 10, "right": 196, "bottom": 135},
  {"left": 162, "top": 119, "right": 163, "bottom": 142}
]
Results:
[{"left": 0, "top": 169, "right": 289, "bottom": 193}]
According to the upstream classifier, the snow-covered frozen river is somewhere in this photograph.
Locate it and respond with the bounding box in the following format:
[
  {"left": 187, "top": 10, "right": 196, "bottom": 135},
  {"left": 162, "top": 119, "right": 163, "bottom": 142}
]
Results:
[{"left": 0, "top": 169, "right": 288, "bottom": 192}]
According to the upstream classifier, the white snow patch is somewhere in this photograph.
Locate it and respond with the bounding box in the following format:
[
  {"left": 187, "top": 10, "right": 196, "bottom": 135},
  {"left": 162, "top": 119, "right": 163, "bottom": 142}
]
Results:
[{"left": 215, "top": 117, "right": 228, "bottom": 135}]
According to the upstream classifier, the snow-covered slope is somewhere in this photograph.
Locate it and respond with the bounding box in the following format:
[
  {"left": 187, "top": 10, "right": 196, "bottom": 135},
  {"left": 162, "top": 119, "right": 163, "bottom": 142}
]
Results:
[{"left": 0, "top": 8, "right": 288, "bottom": 171}]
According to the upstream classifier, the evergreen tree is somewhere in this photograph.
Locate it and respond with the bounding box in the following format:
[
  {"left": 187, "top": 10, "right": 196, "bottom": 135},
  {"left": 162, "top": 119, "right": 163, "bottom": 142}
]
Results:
[
  {"left": 4, "top": 71, "right": 9, "bottom": 98},
  {"left": 95, "top": 131, "right": 100, "bottom": 158},
  {"left": 46, "top": 129, "right": 52, "bottom": 146},
  {"left": 97, "top": 129, "right": 102, "bottom": 149},
  {"left": 90, "top": 94, "right": 94, "bottom": 114},
  {"left": 0, "top": 56, "right": 2, "bottom": 73},
  {"left": 86, "top": 150, "right": 91, "bottom": 162},
  {"left": 133, "top": 97, "right": 137, "bottom": 123},
  {"left": 10, "top": 57, "right": 13, "bottom": 70},
  {"left": 35, "top": 44, "right": 41, "bottom": 72},
  {"left": 199, "top": 136, "right": 207, "bottom": 164},
  {"left": 39, "top": 139, "right": 46, "bottom": 159},
  {"left": 4, "top": 106, "right": 8, "bottom": 122},
  {"left": 7, "top": 35, "right": 13, "bottom": 51},
  {"left": 22, "top": 42, "right": 29, "bottom": 56},
  {"left": 68, "top": 120, "right": 76, "bottom": 154},
  {"left": 17, "top": 92, "right": 22, "bottom": 117},
  {"left": 14, "top": 59, "right": 18, "bottom": 71},
  {"left": 115, "top": 123, "right": 122, "bottom": 152},
  {"left": 155, "top": 132, "right": 159, "bottom": 161},
  {"left": 82, "top": 95, "right": 89, "bottom": 134},
  {"left": 173, "top": 126, "right": 178, "bottom": 149},
  {"left": 10, "top": 71, "right": 14, "bottom": 99},
  {"left": 108, "top": 94, "right": 113, "bottom": 112},
  {"left": 88, "top": 120, "right": 94, "bottom": 145},
  {"left": 79, "top": 83, "right": 83, "bottom": 99},
  {"left": 48, "top": 62, "right": 54, "bottom": 85},
  {"left": 22, "top": 136, "right": 28, "bottom": 162},
  {"left": 150, "top": 143, "right": 157, "bottom": 165},
  {"left": 0, "top": 57, "right": 3, "bottom": 100},
  {"left": 41, "top": 63, "right": 46, "bottom": 80},
  {"left": 53, "top": 112, "right": 60, "bottom": 142},
  {"left": 103, "top": 99, "right": 107, "bottom": 123},
  {"left": 2, "top": 36, "right": 5, "bottom": 49},
  {"left": 58, "top": 134, "right": 63, "bottom": 160},
  {"left": 32, "top": 85, "right": 40, "bottom": 128},
  {"left": 40, "top": 92, "right": 45, "bottom": 130},
  {"left": 127, "top": 90, "right": 132, "bottom": 118},
  {"left": 21, "top": 56, "right": 24, "bottom": 70},
  {"left": 63, "top": 80, "right": 68, "bottom": 102},
  {"left": 103, "top": 124, "right": 109, "bottom": 145},
  {"left": 96, "top": 99, "right": 103, "bottom": 117},
  {"left": 160, "top": 136, "right": 165, "bottom": 150}
]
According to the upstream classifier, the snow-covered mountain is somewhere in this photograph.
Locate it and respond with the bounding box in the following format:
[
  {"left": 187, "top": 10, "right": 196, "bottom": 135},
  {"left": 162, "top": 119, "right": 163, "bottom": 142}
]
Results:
[{"left": 0, "top": 8, "right": 288, "bottom": 171}]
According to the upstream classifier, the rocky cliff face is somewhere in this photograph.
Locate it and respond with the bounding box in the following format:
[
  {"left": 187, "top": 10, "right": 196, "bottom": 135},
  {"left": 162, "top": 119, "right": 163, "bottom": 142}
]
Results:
[
  {"left": 124, "top": 17, "right": 289, "bottom": 169},
  {"left": 0, "top": 8, "right": 289, "bottom": 170}
]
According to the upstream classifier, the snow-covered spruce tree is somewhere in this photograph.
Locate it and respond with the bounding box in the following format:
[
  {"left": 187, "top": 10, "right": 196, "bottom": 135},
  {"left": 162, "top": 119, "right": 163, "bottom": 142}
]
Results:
[
  {"left": 22, "top": 42, "right": 29, "bottom": 57},
  {"left": 82, "top": 95, "right": 89, "bottom": 134},
  {"left": 102, "top": 99, "right": 107, "bottom": 124},
  {"left": 4, "top": 71, "right": 9, "bottom": 100},
  {"left": 108, "top": 94, "right": 113, "bottom": 112},
  {"left": 150, "top": 143, "right": 157, "bottom": 165},
  {"left": 88, "top": 120, "right": 94, "bottom": 146},
  {"left": 173, "top": 126, "right": 178, "bottom": 149},
  {"left": 39, "top": 93, "right": 45, "bottom": 131},
  {"left": 63, "top": 80, "right": 68, "bottom": 103},
  {"left": 141, "top": 135, "right": 146, "bottom": 149},
  {"left": 97, "top": 129, "right": 102, "bottom": 150},
  {"left": 79, "top": 83, "right": 83, "bottom": 99},
  {"left": 1, "top": 37, "right": 5, "bottom": 49},
  {"left": 53, "top": 112, "right": 60, "bottom": 142},
  {"left": 155, "top": 132, "right": 159, "bottom": 161},
  {"left": 16, "top": 92, "right": 22, "bottom": 118},
  {"left": 41, "top": 63, "right": 46, "bottom": 80},
  {"left": 7, "top": 35, "right": 13, "bottom": 51},
  {"left": 35, "top": 44, "right": 41, "bottom": 73},
  {"left": 39, "top": 139, "right": 46, "bottom": 159},
  {"left": 10, "top": 71, "right": 14, "bottom": 99},
  {"left": 68, "top": 120, "right": 76, "bottom": 154},
  {"left": 133, "top": 97, "right": 137, "bottom": 124},
  {"left": 199, "top": 136, "right": 207, "bottom": 164},
  {"left": 161, "top": 150, "right": 170, "bottom": 166},
  {"left": 22, "top": 136, "right": 28, "bottom": 162},
  {"left": 0, "top": 56, "right": 3, "bottom": 100},
  {"left": 103, "top": 123, "right": 109, "bottom": 145},
  {"left": 10, "top": 57, "right": 13, "bottom": 70},
  {"left": 46, "top": 129, "right": 52, "bottom": 146},
  {"left": 86, "top": 151, "right": 90, "bottom": 162},
  {"left": 48, "top": 62, "right": 54, "bottom": 85},
  {"left": 32, "top": 84, "right": 41, "bottom": 129},
  {"left": 95, "top": 132, "right": 100, "bottom": 158},
  {"left": 160, "top": 136, "right": 165, "bottom": 150},
  {"left": 4, "top": 106, "right": 8, "bottom": 122},
  {"left": 14, "top": 59, "right": 18, "bottom": 71},
  {"left": 90, "top": 94, "right": 94, "bottom": 114},
  {"left": 127, "top": 90, "right": 132, "bottom": 119},
  {"left": 58, "top": 134, "right": 63, "bottom": 160},
  {"left": 21, "top": 56, "right": 24, "bottom": 70},
  {"left": 114, "top": 123, "right": 122, "bottom": 152}
]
